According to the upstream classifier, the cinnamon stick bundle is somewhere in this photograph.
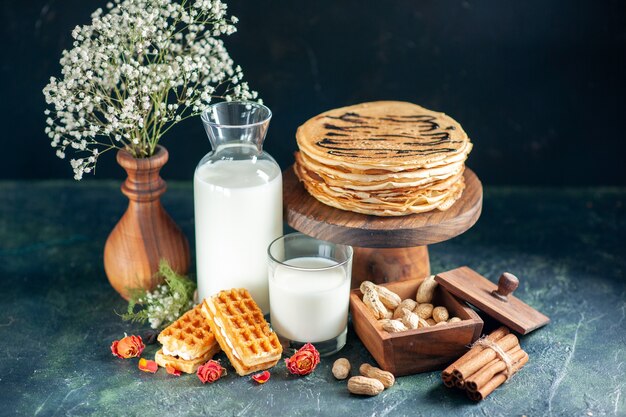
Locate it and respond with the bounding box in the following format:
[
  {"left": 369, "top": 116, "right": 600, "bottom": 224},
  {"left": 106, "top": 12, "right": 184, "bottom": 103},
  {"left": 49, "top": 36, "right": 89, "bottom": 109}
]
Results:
[
  {"left": 442, "top": 327, "right": 509, "bottom": 379},
  {"left": 441, "top": 326, "right": 529, "bottom": 401},
  {"left": 465, "top": 347, "right": 526, "bottom": 392},
  {"left": 466, "top": 353, "right": 529, "bottom": 401}
]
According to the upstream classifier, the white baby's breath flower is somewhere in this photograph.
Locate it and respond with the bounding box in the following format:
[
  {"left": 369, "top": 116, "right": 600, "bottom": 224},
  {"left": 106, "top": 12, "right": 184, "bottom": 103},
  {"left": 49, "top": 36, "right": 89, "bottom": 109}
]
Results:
[{"left": 43, "top": 0, "right": 259, "bottom": 180}]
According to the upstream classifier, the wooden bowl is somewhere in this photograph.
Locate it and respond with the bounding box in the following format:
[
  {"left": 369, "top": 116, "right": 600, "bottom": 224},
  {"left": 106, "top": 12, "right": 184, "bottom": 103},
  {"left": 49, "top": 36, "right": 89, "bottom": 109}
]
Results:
[{"left": 350, "top": 278, "right": 483, "bottom": 376}]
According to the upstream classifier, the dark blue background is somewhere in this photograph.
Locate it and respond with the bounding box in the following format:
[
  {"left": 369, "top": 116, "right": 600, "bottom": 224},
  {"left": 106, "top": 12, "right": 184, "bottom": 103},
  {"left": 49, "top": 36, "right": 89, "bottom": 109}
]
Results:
[{"left": 2, "top": 0, "right": 625, "bottom": 185}]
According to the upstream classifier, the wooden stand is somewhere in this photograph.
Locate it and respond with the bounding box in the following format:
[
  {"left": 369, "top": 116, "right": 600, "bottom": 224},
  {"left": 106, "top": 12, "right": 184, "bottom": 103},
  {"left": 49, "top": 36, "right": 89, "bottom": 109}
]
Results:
[
  {"left": 283, "top": 166, "right": 483, "bottom": 287},
  {"left": 352, "top": 246, "right": 430, "bottom": 285}
]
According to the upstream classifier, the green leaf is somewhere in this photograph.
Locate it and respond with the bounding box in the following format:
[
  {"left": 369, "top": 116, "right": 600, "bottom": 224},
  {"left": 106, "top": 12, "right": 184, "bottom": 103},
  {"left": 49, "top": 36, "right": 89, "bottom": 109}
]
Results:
[{"left": 118, "top": 259, "right": 197, "bottom": 329}]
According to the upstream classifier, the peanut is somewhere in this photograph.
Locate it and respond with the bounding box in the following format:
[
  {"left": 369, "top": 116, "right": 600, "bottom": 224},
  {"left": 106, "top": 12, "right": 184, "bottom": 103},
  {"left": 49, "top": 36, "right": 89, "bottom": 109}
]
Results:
[
  {"left": 359, "top": 363, "right": 395, "bottom": 388},
  {"left": 393, "top": 299, "right": 418, "bottom": 319},
  {"left": 432, "top": 306, "right": 449, "bottom": 323},
  {"left": 415, "top": 303, "right": 434, "bottom": 319},
  {"left": 376, "top": 287, "right": 401, "bottom": 310},
  {"left": 362, "top": 288, "right": 391, "bottom": 320},
  {"left": 380, "top": 319, "right": 408, "bottom": 333},
  {"left": 426, "top": 318, "right": 436, "bottom": 326},
  {"left": 400, "top": 308, "right": 420, "bottom": 329},
  {"left": 418, "top": 317, "right": 431, "bottom": 328},
  {"left": 435, "top": 321, "right": 447, "bottom": 326},
  {"left": 360, "top": 281, "right": 401, "bottom": 310},
  {"left": 332, "top": 358, "right": 351, "bottom": 380},
  {"left": 360, "top": 281, "right": 375, "bottom": 293},
  {"left": 416, "top": 275, "right": 438, "bottom": 303},
  {"left": 347, "top": 376, "right": 384, "bottom": 396},
  {"left": 448, "top": 317, "right": 462, "bottom": 323}
]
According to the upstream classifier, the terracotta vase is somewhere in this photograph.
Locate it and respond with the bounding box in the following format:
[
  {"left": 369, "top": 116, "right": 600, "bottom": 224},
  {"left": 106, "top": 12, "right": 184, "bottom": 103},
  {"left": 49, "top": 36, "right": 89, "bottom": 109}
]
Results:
[{"left": 104, "top": 145, "right": 190, "bottom": 300}]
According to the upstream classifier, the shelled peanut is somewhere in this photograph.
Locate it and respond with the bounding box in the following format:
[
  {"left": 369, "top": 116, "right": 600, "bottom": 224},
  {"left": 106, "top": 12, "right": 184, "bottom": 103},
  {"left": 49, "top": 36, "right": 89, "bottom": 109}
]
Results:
[
  {"left": 416, "top": 275, "right": 438, "bottom": 303},
  {"left": 380, "top": 319, "right": 408, "bottom": 332},
  {"left": 359, "top": 279, "right": 464, "bottom": 333},
  {"left": 393, "top": 299, "right": 417, "bottom": 319},
  {"left": 361, "top": 284, "right": 392, "bottom": 320},
  {"left": 332, "top": 358, "right": 351, "bottom": 380},
  {"left": 432, "top": 306, "right": 449, "bottom": 323},
  {"left": 359, "top": 363, "right": 395, "bottom": 388},
  {"left": 347, "top": 376, "right": 384, "bottom": 396},
  {"left": 415, "top": 303, "right": 433, "bottom": 319},
  {"left": 360, "top": 281, "right": 400, "bottom": 310},
  {"left": 347, "top": 363, "right": 395, "bottom": 396}
]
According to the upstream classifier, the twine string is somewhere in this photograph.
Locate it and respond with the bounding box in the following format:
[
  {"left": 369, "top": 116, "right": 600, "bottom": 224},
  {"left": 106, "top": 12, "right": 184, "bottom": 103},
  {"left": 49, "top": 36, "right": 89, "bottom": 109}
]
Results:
[{"left": 472, "top": 336, "right": 516, "bottom": 381}]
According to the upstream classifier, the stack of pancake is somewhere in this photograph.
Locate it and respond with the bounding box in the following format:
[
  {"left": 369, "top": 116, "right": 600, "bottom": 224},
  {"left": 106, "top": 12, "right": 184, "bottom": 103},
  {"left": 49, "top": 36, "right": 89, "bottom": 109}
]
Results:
[{"left": 294, "top": 101, "right": 472, "bottom": 216}]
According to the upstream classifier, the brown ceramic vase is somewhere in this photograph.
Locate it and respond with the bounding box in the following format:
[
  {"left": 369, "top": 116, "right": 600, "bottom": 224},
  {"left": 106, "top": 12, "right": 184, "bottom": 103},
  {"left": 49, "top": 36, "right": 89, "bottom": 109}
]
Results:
[{"left": 104, "top": 145, "right": 190, "bottom": 300}]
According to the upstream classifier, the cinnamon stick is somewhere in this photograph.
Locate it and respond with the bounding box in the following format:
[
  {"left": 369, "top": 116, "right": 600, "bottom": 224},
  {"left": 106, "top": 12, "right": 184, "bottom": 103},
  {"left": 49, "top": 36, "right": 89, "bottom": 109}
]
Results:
[
  {"left": 441, "top": 326, "right": 510, "bottom": 381},
  {"left": 443, "top": 326, "right": 530, "bottom": 402},
  {"left": 465, "top": 347, "right": 526, "bottom": 393},
  {"left": 469, "top": 352, "right": 529, "bottom": 401},
  {"left": 442, "top": 373, "right": 457, "bottom": 388},
  {"left": 463, "top": 345, "right": 522, "bottom": 391},
  {"left": 452, "top": 333, "right": 520, "bottom": 381},
  {"left": 466, "top": 390, "right": 481, "bottom": 401}
]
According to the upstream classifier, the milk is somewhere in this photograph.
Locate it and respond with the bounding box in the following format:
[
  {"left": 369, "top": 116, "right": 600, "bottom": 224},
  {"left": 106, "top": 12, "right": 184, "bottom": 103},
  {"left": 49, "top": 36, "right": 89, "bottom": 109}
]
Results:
[
  {"left": 194, "top": 159, "right": 282, "bottom": 313},
  {"left": 269, "top": 256, "right": 351, "bottom": 343}
]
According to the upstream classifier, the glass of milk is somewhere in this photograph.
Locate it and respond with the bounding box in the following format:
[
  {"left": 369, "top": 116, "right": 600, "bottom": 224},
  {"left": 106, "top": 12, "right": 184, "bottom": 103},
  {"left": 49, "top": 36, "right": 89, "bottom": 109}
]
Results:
[
  {"left": 195, "top": 102, "right": 282, "bottom": 314},
  {"left": 268, "top": 233, "right": 353, "bottom": 356}
]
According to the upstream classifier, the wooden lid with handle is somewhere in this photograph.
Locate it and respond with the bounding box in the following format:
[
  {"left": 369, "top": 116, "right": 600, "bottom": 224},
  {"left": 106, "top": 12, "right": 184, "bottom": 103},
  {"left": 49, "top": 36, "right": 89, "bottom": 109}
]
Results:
[{"left": 435, "top": 266, "right": 550, "bottom": 335}]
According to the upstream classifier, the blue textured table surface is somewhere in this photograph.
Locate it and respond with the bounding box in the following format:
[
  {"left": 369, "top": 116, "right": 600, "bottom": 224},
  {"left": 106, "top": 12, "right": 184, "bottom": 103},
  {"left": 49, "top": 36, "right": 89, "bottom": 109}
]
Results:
[{"left": 0, "top": 181, "right": 624, "bottom": 417}]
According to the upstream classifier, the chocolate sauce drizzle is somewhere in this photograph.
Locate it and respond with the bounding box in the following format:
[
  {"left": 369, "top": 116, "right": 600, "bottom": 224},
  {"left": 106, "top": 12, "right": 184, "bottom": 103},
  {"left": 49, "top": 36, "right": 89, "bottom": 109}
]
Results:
[
  {"left": 325, "top": 112, "right": 372, "bottom": 123},
  {"left": 323, "top": 123, "right": 373, "bottom": 131},
  {"left": 316, "top": 112, "right": 460, "bottom": 158},
  {"left": 379, "top": 115, "right": 440, "bottom": 132}
]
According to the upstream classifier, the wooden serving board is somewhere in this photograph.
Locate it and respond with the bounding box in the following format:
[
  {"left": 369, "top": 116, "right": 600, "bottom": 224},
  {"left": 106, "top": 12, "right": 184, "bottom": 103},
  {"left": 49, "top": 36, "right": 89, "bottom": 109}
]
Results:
[{"left": 283, "top": 166, "right": 483, "bottom": 248}]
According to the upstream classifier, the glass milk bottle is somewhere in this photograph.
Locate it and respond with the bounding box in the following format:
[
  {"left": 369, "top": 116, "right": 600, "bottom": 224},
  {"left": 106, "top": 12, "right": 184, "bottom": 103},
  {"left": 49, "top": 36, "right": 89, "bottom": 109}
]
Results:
[{"left": 194, "top": 101, "right": 282, "bottom": 313}]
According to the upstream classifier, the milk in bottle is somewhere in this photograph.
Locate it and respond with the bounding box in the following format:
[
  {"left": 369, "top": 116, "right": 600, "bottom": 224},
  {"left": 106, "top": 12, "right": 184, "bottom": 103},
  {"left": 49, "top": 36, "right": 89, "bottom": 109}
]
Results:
[{"left": 194, "top": 102, "right": 282, "bottom": 313}]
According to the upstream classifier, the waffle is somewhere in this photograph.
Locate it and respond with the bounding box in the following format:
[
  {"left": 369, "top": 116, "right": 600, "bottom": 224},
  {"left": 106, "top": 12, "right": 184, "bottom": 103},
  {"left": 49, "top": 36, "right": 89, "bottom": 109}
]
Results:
[
  {"left": 154, "top": 347, "right": 219, "bottom": 374},
  {"left": 201, "top": 289, "right": 283, "bottom": 376},
  {"left": 155, "top": 303, "right": 220, "bottom": 373}
]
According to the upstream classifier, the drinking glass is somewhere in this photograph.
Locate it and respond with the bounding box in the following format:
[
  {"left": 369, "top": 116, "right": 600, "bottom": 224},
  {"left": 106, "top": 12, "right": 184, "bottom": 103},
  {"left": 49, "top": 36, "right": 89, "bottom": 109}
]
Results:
[{"left": 268, "top": 232, "right": 353, "bottom": 356}]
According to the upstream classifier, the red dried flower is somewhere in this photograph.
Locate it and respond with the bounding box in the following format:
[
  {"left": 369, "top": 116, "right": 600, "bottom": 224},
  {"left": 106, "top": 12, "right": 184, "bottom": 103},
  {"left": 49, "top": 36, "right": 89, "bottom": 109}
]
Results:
[
  {"left": 138, "top": 358, "right": 158, "bottom": 373},
  {"left": 251, "top": 370, "right": 271, "bottom": 384},
  {"left": 197, "top": 360, "right": 226, "bottom": 384},
  {"left": 285, "top": 343, "right": 320, "bottom": 376},
  {"left": 111, "top": 335, "right": 145, "bottom": 359},
  {"left": 166, "top": 364, "right": 181, "bottom": 376}
]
